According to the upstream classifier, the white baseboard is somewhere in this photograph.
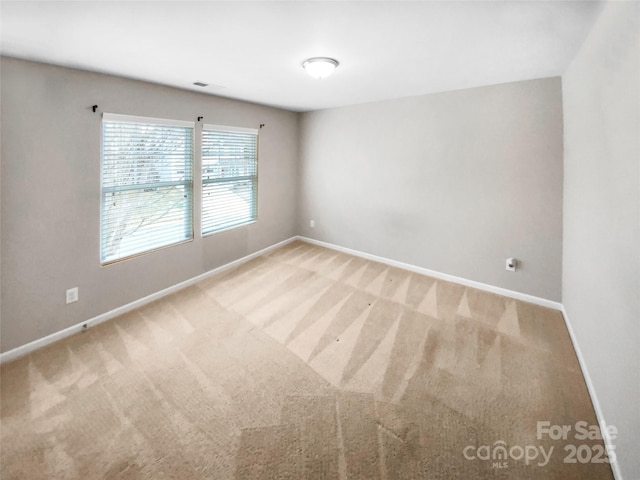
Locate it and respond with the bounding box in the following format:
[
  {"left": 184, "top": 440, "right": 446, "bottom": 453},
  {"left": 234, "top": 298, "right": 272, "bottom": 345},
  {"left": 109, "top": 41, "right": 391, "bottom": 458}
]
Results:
[
  {"left": 0, "top": 236, "right": 297, "bottom": 364},
  {"left": 0, "top": 234, "right": 562, "bottom": 363},
  {"left": 296, "top": 236, "right": 563, "bottom": 311},
  {"left": 561, "top": 306, "right": 623, "bottom": 480}
]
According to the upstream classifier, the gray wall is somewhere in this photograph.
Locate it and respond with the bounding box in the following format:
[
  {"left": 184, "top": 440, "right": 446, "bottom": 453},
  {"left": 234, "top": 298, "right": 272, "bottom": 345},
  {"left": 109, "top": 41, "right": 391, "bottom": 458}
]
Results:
[
  {"left": 562, "top": 2, "right": 640, "bottom": 479},
  {"left": 298, "top": 78, "right": 564, "bottom": 301},
  {"left": 0, "top": 57, "right": 299, "bottom": 353}
]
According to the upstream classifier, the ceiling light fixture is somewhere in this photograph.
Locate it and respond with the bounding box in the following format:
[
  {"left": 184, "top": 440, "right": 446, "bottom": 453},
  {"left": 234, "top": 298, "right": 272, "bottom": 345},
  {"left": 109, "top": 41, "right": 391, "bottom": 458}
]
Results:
[{"left": 302, "top": 57, "right": 339, "bottom": 79}]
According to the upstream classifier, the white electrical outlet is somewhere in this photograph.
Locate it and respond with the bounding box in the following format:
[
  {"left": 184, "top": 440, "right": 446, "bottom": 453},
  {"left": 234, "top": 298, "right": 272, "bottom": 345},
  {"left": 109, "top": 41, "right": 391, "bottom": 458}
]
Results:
[
  {"left": 506, "top": 258, "right": 517, "bottom": 272},
  {"left": 66, "top": 287, "right": 78, "bottom": 304},
  {"left": 310, "top": 219, "right": 315, "bottom": 228}
]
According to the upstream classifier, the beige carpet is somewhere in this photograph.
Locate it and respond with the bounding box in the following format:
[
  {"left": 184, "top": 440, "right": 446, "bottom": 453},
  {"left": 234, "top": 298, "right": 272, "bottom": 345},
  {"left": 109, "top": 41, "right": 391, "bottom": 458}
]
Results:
[{"left": 0, "top": 240, "right": 614, "bottom": 479}]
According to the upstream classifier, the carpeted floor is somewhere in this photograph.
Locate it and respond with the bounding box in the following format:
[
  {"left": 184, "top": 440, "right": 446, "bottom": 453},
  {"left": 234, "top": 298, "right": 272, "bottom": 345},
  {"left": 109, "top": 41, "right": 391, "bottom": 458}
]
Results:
[{"left": 0, "top": 240, "right": 614, "bottom": 479}]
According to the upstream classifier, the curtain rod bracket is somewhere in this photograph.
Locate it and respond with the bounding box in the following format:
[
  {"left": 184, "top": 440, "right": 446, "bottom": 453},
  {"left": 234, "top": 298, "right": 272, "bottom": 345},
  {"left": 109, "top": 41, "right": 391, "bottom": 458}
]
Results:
[
  {"left": 92, "top": 105, "right": 98, "bottom": 113},
  {"left": 259, "top": 124, "right": 265, "bottom": 129},
  {"left": 197, "top": 116, "right": 204, "bottom": 122}
]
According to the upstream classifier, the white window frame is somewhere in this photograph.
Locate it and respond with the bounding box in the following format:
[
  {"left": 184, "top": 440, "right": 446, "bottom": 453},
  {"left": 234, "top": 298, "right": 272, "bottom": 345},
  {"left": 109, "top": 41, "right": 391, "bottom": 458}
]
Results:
[
  {"left": 100, "top": 113, "right": 195, "bottom": 265},
  {"left": 201, "top": 124, "right": 258, "bottom": 236}
]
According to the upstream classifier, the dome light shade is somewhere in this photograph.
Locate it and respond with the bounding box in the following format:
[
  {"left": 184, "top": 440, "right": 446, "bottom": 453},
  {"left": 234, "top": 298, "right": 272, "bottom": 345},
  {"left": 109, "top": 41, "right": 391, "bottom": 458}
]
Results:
[{"left": 302, "top": 57, "right": 339, "bottom": 79}]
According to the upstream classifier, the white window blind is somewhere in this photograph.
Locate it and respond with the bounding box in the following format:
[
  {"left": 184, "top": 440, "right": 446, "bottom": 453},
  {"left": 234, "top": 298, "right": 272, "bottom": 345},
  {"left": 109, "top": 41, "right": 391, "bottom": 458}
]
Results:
[
  {"left": 202, "top": 125, "right": 258, "bottom": 235},
  {"left": 101, "top": 113, "right": 194, "bottom": 264}
]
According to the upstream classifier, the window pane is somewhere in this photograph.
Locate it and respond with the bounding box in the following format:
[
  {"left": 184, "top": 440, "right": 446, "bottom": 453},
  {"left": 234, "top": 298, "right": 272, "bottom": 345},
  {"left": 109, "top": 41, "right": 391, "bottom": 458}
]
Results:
[
  {"left": 202, "top": 179, "right": 256, "bottom": 233},
  {"left": 202, "top": 128, "right": 257, "bottom": 235},
  {"left": 101, "top": 117, "right": 194, "bottom": 264}
]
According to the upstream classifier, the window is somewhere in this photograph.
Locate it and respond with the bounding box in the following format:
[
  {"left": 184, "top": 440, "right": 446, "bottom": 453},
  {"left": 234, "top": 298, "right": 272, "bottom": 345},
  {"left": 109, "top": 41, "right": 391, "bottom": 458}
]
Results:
[
  {"left": 101, "top": 113, "right": 194, "bottom": 264},
  {"left": 202, "top": 125, "right": 258, "bottom": 235}
]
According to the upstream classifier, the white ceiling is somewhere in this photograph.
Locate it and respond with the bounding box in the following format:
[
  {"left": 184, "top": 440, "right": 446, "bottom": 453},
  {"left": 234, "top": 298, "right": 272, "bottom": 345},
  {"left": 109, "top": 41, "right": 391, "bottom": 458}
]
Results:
[{"left": 0, "top": 1, "right": 603, "bottom": 112}]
